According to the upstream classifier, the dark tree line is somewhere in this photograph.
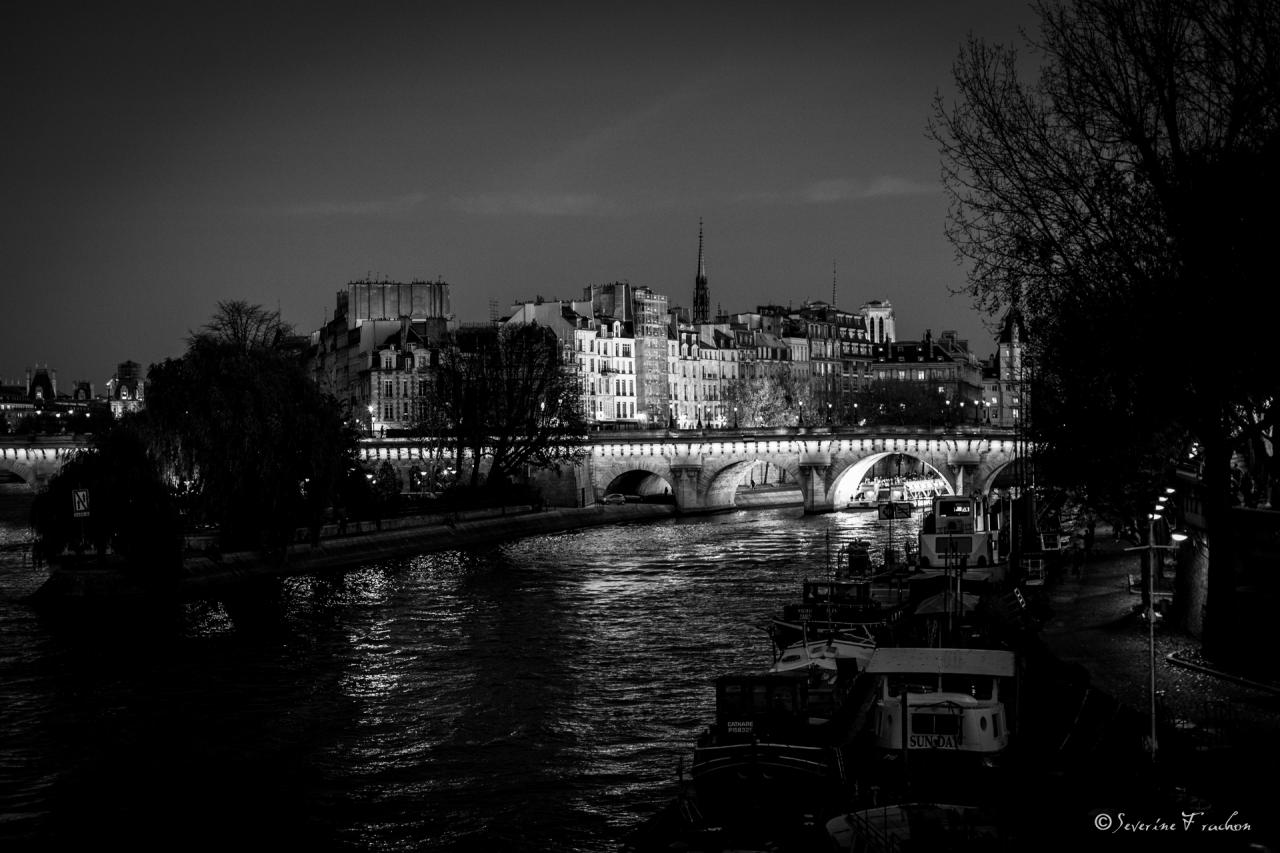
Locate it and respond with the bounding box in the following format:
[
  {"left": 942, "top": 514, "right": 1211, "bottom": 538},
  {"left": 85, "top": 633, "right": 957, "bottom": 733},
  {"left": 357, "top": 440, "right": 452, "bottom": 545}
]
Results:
[
  {"left": 931, "top": 0, "right": 1280, "bottom": 654},
  {"left": 34, "top": 302, "right": 359, "bottom": 570}
]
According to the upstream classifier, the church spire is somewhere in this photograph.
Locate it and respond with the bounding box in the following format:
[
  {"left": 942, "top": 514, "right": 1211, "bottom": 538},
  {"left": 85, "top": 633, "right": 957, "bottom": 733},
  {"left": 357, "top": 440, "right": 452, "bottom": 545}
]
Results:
[{"left": 693, "top": 219, "right": 710, "bottom": 324}]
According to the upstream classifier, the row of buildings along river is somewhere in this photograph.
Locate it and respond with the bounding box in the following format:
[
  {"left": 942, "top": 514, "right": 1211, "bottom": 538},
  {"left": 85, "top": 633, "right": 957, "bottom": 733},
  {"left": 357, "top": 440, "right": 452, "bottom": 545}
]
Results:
[{"left": 3, "top": 226, "right": 1027, "bottom": 449}]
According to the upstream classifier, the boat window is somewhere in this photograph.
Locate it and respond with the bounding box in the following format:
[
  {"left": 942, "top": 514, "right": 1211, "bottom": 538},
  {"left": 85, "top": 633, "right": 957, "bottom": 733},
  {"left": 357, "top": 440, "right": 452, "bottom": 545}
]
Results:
[
  {"left": 718, "top": 684, "right": 746, "bottom": 719},
  {"left": 912, "top": 714, "right": 961, "bottom": 736},
  {"left": 887, "top": 676, "right": 936, "bottom": 697},
  {"left": 768, "top": 686, "right": 796, "bottom": 713},
  {"left": 940, "top": 675, "right": 993, "bottom": 699}
]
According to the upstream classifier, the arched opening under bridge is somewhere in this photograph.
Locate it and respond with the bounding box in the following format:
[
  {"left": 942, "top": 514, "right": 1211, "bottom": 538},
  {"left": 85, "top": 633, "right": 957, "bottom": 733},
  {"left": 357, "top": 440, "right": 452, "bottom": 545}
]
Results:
[
  {"left": 602, "top": 469, "right": 675, "bottom": 502},
  {"left": 831, "top": 452, "right": 954, "bottom": 508}
]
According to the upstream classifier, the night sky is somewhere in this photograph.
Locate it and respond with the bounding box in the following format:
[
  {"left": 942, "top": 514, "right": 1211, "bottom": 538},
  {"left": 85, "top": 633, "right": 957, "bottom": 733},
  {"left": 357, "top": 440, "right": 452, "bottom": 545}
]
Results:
[{"left": 3, "top": 1, "right": 1040, "bottom": 387}]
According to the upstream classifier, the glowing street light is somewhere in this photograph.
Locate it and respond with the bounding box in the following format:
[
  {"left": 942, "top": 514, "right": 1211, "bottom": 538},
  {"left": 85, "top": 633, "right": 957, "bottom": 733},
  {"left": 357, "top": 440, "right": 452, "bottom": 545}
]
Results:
[{"left": 1124, "top": 490, "right": 1188, "bottom": 764}]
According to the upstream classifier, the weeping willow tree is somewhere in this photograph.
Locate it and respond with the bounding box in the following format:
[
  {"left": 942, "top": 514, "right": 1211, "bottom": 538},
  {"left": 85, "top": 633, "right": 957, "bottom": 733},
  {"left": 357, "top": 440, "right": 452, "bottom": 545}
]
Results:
[
  {"left": 145, "top": 302, "right": 357, "bottom": 552},
  {"left": 930, "top": 0, "right": 1280, "bottom": 655},
  {"left": 31, "top": 416, "right": 183, "bottom": 577}
]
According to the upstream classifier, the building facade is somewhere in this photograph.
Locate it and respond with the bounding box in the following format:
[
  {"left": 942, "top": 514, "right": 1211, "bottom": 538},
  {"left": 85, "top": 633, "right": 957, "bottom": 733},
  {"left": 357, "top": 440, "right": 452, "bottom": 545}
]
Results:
[
  {"left": 308, "top": 279, "right": 457, "bottom": 435},
  {"left": 106, "top": 360, "right": 144, "bottom": 418}
]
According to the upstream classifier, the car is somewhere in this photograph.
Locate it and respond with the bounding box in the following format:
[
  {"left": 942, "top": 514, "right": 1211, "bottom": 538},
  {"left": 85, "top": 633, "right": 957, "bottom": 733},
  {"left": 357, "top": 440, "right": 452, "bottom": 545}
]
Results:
[{"left": 602, "top": 493, "right": 627, "bottom": 505}]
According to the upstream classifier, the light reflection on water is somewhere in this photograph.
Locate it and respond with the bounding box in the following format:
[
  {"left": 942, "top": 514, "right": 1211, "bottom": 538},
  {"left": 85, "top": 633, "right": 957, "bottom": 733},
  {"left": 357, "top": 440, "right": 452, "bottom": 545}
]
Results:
[{"left": 0, "top": 504, "right": 920, "bottom": 851}]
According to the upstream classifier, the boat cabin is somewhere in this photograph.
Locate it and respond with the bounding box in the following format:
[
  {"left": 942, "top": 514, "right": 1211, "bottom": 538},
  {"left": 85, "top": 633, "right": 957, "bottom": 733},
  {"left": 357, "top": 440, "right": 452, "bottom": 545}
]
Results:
[
  {"left": 711, "top": 672, "right": 847, "bottom": 736},
  {"left": 918, "top": 493, "right": 998, "bottom": 569},
  {"left": 866, "top": 647, "right": 1016, "bottom": 755},
  {"left": 845, "top": 540, "right": 873, "bottom": 575},
  {"left": 801, "top": 578, "right": 877, "bottom": 607}
]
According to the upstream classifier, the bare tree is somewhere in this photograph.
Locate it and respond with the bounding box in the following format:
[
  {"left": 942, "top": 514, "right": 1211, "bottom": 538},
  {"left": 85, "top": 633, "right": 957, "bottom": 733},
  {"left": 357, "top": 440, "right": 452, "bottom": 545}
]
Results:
[
  {"left": 931, "top": 0, "right": 1280, "bottom": 655},
  {"left": 723, "top": 373, "right": 810, "bottom": 428},
  {"left": 429, "top": 324, "right": 589, "bottom": 489},
  {"left": 189, "top": 300, "right": 293, "bottom": 351}
]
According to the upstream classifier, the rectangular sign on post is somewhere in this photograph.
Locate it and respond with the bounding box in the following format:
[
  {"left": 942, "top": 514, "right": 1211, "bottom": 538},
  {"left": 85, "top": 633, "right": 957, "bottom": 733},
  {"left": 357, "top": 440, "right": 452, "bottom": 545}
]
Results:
[{"left": 72, "top": 489, "right": 90, "bottom": 518}]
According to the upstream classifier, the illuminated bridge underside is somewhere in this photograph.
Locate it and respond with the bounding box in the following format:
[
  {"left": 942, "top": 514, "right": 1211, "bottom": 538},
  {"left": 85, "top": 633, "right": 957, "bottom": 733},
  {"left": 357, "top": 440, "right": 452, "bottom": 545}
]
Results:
[
  {"left": 0, "top": 442, "right": 85, "bottom": 491},
  {"left": 590, "top": 429, "right": 1020, "bottom": 514}
]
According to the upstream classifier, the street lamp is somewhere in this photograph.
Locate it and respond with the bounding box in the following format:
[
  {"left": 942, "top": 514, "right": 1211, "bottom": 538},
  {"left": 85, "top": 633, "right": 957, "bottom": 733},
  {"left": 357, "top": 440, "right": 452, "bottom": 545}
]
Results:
[
  {"left": 733, "top": 406, "right": 739, "bottom": 429},
  {"left": 1124, "top": 496, "right": 1187, "bottom": 764}
]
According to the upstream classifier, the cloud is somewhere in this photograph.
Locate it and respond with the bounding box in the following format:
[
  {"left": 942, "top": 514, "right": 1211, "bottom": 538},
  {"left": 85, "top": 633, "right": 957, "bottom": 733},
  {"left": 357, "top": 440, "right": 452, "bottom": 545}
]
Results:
[
  {"left": 803, "top": 175, "right": 938, "bottom": 203},
  {"left": 737, "top": 176, "right": 939, "bottom": 206},
  {"left": 452, "top": 191, "right": 616, "bottom": 217},
  {"left": 280, "top": 192, "right": 427, "bottom": 217}
]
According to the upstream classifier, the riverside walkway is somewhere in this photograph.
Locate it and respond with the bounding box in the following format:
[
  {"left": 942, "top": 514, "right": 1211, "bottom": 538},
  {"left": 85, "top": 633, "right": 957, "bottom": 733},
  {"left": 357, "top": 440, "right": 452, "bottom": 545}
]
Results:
[{"left": 1037, "top": 529, "right": 1280, "bottom": 850}]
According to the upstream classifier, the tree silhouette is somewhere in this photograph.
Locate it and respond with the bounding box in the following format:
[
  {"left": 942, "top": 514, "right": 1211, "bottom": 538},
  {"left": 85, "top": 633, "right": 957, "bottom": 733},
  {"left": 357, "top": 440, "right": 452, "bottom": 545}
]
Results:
[
  {"left": 428, "top": 323, "right": 588, "bottom": 489},
  {"left": 931, "top": 0, "right": 1280, "bottom": 655},
  {"left": 147, "top": 302, "right": 356, "bottom": 552}
]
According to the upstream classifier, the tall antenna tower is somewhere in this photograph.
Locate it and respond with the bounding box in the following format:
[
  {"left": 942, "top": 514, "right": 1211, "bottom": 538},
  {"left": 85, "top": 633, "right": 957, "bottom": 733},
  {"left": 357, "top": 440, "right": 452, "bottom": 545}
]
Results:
[
  {"left": 488, "top": 298, "right": 499, "bottom": 325},
  {"left": 832, "top": 260, "right": 837, "bottom": 308}
]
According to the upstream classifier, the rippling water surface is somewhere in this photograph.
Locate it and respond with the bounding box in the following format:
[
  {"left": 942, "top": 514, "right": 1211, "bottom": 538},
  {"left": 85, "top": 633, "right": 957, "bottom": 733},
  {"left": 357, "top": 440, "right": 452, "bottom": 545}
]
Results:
[{"left": 0, "top": 498, "right": 920, "bottom": 851}]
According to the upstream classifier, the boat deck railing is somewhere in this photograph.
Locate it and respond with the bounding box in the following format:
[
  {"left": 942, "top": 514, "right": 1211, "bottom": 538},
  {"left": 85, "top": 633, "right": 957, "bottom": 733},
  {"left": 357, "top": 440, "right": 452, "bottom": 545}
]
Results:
[{"left": 843, "top": 806, "right": 904, "bottom": 853}]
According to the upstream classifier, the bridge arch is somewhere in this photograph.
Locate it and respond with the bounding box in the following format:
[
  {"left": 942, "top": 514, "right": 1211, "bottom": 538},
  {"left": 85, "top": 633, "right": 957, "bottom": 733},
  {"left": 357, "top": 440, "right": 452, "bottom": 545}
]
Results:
[
  {"left": 0, "top": 443, "right": 83, "bottom": 492},
  {"left": 976, "top": 457, "right": 1033, "bottom": 497},
  {"left": 0, "top": 461, "right": 38, "bottom": 491},
  {"left": 828, "top": 452, "right": 955, "bottom": 506},
  {"left": 594, "top": 457, "right": 674, "bottom": 501},
  {"left": 702, "top": 455, "right": 802, "bottom": 510},
  {"left": 602, "top": 467, "right": 674, "bottom": 498}
]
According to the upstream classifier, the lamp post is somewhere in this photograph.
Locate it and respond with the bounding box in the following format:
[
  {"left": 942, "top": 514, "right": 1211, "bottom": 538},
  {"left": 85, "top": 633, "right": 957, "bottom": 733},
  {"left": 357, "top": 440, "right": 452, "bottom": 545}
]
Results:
[
  {"left": 1125, "top": 493, "right": 1187, "bottom": 764},
  {"left": 733, "top": 406, "right": 738, "bottom": 429}
]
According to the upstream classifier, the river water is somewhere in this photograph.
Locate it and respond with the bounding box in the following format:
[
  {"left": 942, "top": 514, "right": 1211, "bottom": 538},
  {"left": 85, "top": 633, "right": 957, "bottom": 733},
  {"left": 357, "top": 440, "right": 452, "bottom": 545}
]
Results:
[{"left": 0, "top": 495, "right": 921, "bottom": 851}]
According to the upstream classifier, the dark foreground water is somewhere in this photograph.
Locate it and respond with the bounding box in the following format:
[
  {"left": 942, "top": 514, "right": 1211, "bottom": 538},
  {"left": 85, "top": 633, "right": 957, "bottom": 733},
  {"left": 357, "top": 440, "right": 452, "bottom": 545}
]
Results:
[{"left": 0, "top": 496, "right": 920, "bottom": 851}]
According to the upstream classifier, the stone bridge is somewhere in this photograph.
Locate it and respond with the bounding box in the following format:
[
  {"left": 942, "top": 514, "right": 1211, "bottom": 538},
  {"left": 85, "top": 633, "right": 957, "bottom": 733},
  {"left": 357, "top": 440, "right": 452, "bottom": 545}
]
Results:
[
  {"left": 587, "top": 426, "right": 1021, "bottom": 514},
  {"left": 1, "top": 426, "right": 1023, "bottom": 516},
  {"left": 0, "top": 438, "right": 87, "bottom": 492}
]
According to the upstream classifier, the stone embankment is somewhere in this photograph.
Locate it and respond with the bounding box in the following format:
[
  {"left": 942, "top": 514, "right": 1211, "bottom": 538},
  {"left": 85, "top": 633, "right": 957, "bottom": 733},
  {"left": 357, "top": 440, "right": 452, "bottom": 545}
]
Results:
[{"left": 34, "top": 503, "right": 676, "bottom": 602}]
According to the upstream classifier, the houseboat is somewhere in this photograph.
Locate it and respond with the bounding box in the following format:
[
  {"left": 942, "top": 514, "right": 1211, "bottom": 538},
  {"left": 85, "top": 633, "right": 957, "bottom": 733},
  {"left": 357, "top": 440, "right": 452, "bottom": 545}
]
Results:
[
  {"left": 865, "top": 647, "right": 1017, "bottom": 770},
  {"left": 918, "top": 493, "right": 999, "bottom": 570},
  {"left": 768, "top": 576, "right": 906, "bottom": 652},
  {"left": 688, "top": 642, "right": 874, "bottom": 833}
]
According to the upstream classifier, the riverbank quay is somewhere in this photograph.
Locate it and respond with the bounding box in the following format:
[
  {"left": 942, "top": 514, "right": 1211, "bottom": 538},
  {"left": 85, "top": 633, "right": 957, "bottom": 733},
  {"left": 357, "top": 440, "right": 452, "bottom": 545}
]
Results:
[
  {"left": 1031, "top": 531, "right": 1280, "bottom": 851},
  {"left": 624, "top": 529, "right": 1279, "bottom": 853},
  {"left": 29, "top": 502, "right": 677, "bottom": 605},
  {"left": 732, "top": 484, "right": 802, "bottom": 509}
]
